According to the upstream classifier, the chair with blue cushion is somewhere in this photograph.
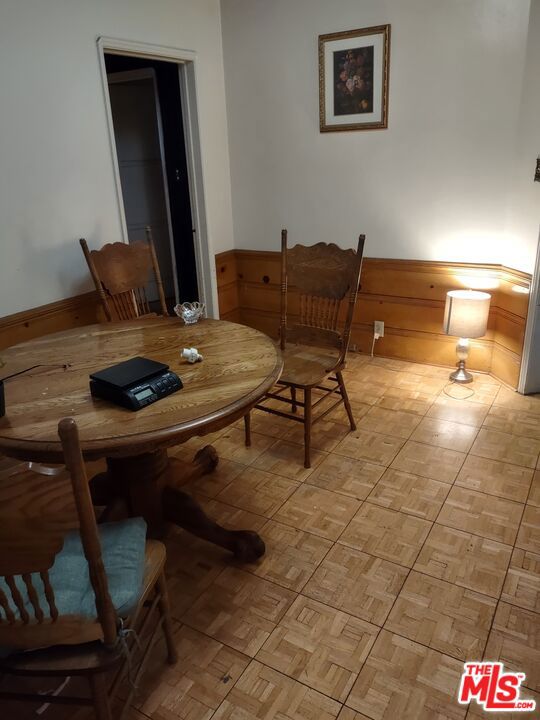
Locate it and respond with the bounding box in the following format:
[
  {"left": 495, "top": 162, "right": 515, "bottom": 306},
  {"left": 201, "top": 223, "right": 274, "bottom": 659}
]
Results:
[{"left": 0, "top": 418, "right": 177, "bottom": 720}]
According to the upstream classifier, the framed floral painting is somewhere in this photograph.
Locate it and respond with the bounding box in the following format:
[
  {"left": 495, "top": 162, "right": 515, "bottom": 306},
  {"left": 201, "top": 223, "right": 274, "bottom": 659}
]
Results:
[{"left": 319, "top": 24, "right": 391, "bottom": 132}]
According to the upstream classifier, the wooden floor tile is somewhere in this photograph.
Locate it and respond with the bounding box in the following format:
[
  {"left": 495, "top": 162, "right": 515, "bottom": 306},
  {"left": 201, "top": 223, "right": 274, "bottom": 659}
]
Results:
[
  {"left": 528, "top": 470, "right": 540, "bottom": 506},
  {"left": 516, "top": 504, "right": 540, "bottom": 554},
  {"left": 470, "top": 428, "right": 540, "bottom": 469},
  {"left": 427, "top": 396, "right": 490, "bottom": 427},
  {"left": 384, "top": 571, "right": 496, "bottom": 661},
  {"left": 501, "top": 548, "right": 540, "bottom": 613},
  {"left": 215, "top": 467, "right": 299, "bottom": 518},
  {"left": 197, "top": 496, "right": 269, "bottom": 533},
  {"left": 411, "top": 417, "right": 478, "bottom": 453},
  {"left": 483, "top": 405, "right": 540, "bottom": 440},
  {"left": 494, "top": 386, "right": 540, "bottom": 415},
  {"left": 334, "top": 429, "right": 405, "bottom": 466},
  {"left": 359, "top": 407, "right": 422, "bottom": 439},
  {"left": 413, "top": 524, "right": 512, "bottom": 598},
  {"left": 241, "top": 410, "right": 292, "bottom": 438},
  {"left": 180, "top": 458, "right": 246, "bottom": 499},
  {"left": 327, "top": 399, "right": 371, "bottom": 426},
  {"left": 407, "top": 362, "right": 457, "bottom": 379},
  {"left": 437, "top": 486, "right": 523, "bottom": 545},
  {"left": 445, "top": 379, "right": 499, "bottom": 405},
  {"left": 251, "top": 439, "right": 327, "bottom": 481},
  {"left": 213, "top": 660, "right": 342, "bottom": 720},
  {"left": 339, "top": 504, "right": 431, "bottom": 567},
  {"left": 367, "top": 468, "right": 449, "bottom": 520},
  {"left": 346, "top": 630, "right": 466, "bottom": 720},
  {"left": 251, "top": 520, "right": 332, "bottom": 591},
  {"left": 303, "top": 543, "right": 408, "bottom": 625},
  {"left": 484, "top": 602, "right": 540, "bottom": 691},
  {"left": 286, "top": 418, "right": 350, "bottom": 452},
  {"left": 182, "top": 567, "right": 295, "bottom": 656},
  {"left": 213, "top": 428, "right": 275, "bottom": 465},
  {"left": 346, "top": 378, "right": 387, "bottom": 405},
  {"left": 393, "top": 371, "right": 448, "bottom": 394},
  {"left": 137, "top": 624, "right": 249, "bottom": 720},
  {"left": 307, "top": 453, "right": 385, "bottom": 500},
  {"left": 391, "top": 440, "right": 466, "bottom": 484},
  {"left": 338, "top": 709, "right": 373, "bottom": 720},
  {"left": 352, "top": 364, "right": 401, "bottom": 386},
  {"left": 256, "top": 595, "right": 378, "bottom": 701},
  {"left": 165, "top": 532, "right": 230, "bottom": 617},
  {"left": 375, "top": 385, "right": 436, "bottom": 416},
  {"left": 273, "top": 484, "right": 361, "bottom": 540},
  {"left": 455, "top": 455, "right": 533, "bottom": 503}
]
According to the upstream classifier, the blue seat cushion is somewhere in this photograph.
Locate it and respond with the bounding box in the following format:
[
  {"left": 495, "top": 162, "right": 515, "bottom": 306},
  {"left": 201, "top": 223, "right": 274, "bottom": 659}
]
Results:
[{"left": 0, "top": 517, "right": 147, "bottom": 621}]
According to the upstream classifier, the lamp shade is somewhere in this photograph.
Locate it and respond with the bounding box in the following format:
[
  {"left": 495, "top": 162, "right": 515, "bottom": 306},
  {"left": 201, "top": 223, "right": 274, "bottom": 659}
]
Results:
[{"left": 443, "top": 290, "right": 491, "bottom": 338}]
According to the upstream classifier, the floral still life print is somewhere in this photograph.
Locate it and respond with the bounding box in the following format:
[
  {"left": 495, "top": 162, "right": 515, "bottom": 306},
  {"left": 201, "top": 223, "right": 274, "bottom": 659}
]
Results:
[{"left": 319, "top": 25, "right": 390, "bottom": 132}]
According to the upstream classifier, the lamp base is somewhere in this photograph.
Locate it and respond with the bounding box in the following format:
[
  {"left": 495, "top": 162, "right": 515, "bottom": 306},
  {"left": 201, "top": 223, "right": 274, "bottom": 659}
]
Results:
[{"left": 449, "top": 361, "right": 473, "bottom": 384}]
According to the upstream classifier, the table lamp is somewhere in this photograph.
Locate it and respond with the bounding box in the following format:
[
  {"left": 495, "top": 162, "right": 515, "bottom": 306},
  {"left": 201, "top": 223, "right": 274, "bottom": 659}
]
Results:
[{"left": 443, "top": 290, "right": 491, "bottom": 383}]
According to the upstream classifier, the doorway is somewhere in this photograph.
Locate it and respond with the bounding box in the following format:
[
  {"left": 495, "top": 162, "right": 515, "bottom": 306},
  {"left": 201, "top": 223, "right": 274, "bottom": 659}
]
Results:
[{"left": 103, "top": 52, "right": 199, "bottom": 308}]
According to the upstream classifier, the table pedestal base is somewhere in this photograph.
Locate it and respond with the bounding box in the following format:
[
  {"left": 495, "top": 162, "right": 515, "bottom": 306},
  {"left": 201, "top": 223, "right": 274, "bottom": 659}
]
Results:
[{"left": 90, "top": 446, "right": 265, "bottom": 563}]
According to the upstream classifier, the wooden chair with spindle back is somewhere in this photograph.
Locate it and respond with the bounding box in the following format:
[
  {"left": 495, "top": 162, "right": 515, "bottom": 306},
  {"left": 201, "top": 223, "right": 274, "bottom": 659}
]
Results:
[
  {"left": 0, "top": 418, "right": 177, "bottom": 720},
  {"left": 244, "top": 230, "right": 365, "bottom": 468},
  {"left": 80, "top": 226, "right": 169, "bottom": 321}
]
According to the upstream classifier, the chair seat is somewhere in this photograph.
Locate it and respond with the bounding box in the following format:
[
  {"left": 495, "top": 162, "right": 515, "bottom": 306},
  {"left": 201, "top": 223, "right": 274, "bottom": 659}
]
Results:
[
  {"left": 0, "top": 518, "right": 147, "bottom": 622},
  {"left": 0, "top": 538, "right": 166, "bottom": 673},
  {"left": 278, "top": 343, "right": 342, "bottom": 386}
]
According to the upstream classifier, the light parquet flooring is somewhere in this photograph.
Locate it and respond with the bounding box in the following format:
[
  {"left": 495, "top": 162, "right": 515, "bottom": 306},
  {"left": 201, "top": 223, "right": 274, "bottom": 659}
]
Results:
[{"left": 2, "top": 355, "right": 540, "bottom": 720}]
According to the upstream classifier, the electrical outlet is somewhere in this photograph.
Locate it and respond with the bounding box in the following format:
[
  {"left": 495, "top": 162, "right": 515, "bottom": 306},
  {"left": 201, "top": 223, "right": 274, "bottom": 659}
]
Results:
[{"left": 374, "top": 320, "right": 384, "bottom": 337}]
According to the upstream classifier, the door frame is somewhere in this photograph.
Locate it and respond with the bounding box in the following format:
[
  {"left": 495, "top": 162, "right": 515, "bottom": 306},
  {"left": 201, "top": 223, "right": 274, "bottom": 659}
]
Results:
[
  {"left": 97, "top": 36, "right": 218, "bottom": 317},
  {"left": 518, "top": 229, "right": 540, "bottom": 393}
]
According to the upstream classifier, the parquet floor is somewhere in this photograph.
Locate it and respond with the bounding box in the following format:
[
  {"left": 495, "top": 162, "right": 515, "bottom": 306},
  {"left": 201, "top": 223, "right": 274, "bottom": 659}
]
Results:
[{"left": 2, "top": 354, "right": 540, "bottom": 720}]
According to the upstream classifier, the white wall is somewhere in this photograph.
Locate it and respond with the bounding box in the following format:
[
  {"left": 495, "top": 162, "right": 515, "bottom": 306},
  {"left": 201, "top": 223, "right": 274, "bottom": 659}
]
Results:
[
  {"left": 221, "top": 0, "right": 534, "bottom": 271},
  {"left": 509, "top": 0, "right": 540, "bottom": 392},
  {"left": 0, "top": 0, "right": 234, "bottom": 316}
]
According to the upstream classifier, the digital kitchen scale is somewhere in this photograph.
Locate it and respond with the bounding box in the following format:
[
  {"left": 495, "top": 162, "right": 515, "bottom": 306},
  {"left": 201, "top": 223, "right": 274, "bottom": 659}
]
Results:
[{"left": 90, "top": 357, "right": 182, "bottom": 411}]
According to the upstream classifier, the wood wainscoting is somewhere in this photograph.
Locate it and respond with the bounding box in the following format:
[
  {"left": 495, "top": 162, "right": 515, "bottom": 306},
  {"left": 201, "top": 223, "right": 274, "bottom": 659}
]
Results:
[
  {"left": 0, "top": 292, "right": 103, "bottom": 351},
  {"left": 215, "top": 249, "right": 531, "bottom": 389}
]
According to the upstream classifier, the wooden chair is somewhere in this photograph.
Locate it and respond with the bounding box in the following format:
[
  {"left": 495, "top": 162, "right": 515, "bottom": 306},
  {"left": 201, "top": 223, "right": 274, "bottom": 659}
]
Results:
[
  {"left": 0, "top": 418, "right": 177, "bottom": 720},
  {"left": 245, "top": 230, "right": 365, "bottom": 468},
  {"left": 80, "top": 227, "right": 168, "bottom": 321}
]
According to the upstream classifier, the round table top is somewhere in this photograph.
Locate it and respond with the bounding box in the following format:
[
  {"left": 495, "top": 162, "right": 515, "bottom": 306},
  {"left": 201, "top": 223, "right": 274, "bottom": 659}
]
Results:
[{"left": 0, "top": 318, "right": 282, "bottom": 462}]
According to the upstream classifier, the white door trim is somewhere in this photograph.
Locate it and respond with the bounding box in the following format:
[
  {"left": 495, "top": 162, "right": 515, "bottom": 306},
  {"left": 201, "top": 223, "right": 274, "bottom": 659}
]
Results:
[
  {"left": 518, "top": 227, "right": 540, "bottom": 393},
  {"left": 96, "top": 36, "right": 217, "bottom": 317}
]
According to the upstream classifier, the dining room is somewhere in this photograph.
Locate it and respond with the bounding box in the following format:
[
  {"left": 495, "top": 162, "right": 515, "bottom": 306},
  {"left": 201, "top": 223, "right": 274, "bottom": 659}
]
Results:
[{"left": 1, "top": 1, "right": 540, "bottom": 719}]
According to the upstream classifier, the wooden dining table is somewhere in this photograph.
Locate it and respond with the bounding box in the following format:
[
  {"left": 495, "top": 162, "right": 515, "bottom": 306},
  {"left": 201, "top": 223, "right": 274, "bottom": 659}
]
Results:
[{"left": 0, "top": 317, "right": 282, "bottom": 562}]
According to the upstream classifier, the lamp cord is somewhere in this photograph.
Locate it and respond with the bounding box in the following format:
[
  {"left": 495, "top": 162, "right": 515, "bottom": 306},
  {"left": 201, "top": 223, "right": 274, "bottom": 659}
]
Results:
[{"left": 443, "top": 380, "right": 475, "bottom": 400}]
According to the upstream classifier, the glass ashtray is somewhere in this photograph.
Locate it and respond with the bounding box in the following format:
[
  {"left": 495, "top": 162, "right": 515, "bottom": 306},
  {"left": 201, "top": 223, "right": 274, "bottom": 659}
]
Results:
[{"left": 174, "top": 301, "right": 206, "bottom": 325}]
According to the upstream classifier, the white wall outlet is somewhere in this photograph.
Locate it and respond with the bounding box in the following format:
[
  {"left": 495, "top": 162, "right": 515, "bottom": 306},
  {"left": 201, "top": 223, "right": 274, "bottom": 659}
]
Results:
[{"left": 374, "top": 320, "right": 385, "bottom": 337}]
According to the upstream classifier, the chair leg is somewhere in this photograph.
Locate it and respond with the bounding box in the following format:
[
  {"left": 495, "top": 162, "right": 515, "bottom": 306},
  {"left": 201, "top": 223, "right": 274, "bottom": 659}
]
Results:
[
  {"left": 337, "top": 370, "right": 356, "bottom": 431},
  {"left": 89, "top": 672, "right": 112, "bottom": 720},
  {"left": 157, "top": 571, "right": 178, "bottom": 665},
  {"left": 244, "top": 413, "right": 251, "bottom": 447},
  {"left": 291, "top": 386, "right": 297, "bottom": 413},
  {"left": 303, "top": 387, "right": 312, "bottom": 469}
]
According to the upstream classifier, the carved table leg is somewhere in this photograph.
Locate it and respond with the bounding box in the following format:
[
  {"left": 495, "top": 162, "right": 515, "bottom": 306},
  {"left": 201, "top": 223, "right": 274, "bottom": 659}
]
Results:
[{"left": 103, "top": 446, "right": 266, "bottom": 561}]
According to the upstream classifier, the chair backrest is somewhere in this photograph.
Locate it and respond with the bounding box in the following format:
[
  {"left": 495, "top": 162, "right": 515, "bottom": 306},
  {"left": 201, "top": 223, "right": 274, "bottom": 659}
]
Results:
[
  {"left": 280, "top": 230, "right": 365, "bottom": 361},
  {"left": 0, "top": 419, "right": 118, "bottom": 650},
  {"left": 80, "top": 226, "right": 168, "bottom": 321}
]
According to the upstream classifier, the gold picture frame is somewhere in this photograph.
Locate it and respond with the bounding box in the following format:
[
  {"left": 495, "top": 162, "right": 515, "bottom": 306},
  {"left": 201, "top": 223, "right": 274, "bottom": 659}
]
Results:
[{"left": 319, "top": 24, "right": 391, "bottom": 132}]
